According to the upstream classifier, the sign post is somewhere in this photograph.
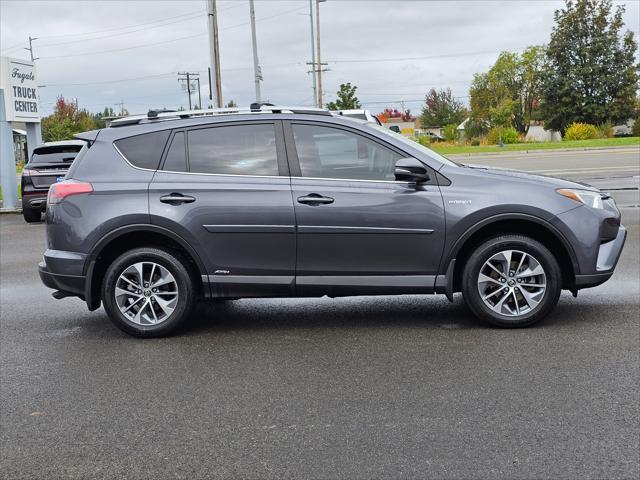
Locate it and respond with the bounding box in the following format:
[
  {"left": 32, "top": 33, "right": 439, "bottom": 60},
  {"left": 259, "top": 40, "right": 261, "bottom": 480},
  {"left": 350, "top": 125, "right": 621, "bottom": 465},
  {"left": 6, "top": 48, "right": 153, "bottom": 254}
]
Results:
[{"left": 0, "top": 56, "right": 41, "bottom": 210}]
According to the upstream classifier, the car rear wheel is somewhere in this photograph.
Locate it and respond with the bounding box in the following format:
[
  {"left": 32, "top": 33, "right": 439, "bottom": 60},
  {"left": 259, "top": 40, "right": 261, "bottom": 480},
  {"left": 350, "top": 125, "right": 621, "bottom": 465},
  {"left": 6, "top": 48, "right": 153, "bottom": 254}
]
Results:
[
  {"left": 22, "top": 208, "right": 41, "bottom": 223},
  {"left": 101, "top": 247, "right": 196, "bottom": 337},
  {"left": 461, "top": 235, "right": 562, "bottom": 328}
]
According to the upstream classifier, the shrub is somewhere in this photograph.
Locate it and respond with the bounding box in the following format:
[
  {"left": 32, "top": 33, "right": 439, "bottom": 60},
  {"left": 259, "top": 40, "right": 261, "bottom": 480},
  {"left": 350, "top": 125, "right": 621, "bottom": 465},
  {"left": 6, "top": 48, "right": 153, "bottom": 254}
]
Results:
[
  {"left": 443, "top": 124, "right": 458, "bottom": 142},
  {"left": 487, "top": 126, "right": 519, "bottom": 145},
  {"left": 417, "top": 135, "right": 431, "bottom": 147},
  {"left": 464, "top": 117, "right": 488, "bottom": 140},
  {"left": 564, "top": 122, "right": 600, "bottom": 141},
  {"left": 632, "top": 118, "right": 640, "bottom": 137},
  {"left": 597, "top": 121, "right": 614, "bottom": 138},
  {"left": 470, "top": 138, "right": 481, "bottom": 146}
]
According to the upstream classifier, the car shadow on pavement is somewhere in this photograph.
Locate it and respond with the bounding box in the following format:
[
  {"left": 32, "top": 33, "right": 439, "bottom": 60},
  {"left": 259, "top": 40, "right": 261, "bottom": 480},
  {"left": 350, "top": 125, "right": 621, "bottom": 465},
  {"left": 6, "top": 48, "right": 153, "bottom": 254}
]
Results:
[{"left": 65, "top": 293, "right": 629, "bottom": 339}]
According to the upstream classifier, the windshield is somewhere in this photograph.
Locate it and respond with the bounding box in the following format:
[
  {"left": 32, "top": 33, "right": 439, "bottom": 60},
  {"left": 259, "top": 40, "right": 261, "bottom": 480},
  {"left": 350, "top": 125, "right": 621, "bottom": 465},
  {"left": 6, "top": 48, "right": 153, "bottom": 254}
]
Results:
[
  {"left": 370, "top": 124, "right": 459, "bottom": 168},
  {"left": 30, "top": 146, "right": 82, "bottom": 164}
]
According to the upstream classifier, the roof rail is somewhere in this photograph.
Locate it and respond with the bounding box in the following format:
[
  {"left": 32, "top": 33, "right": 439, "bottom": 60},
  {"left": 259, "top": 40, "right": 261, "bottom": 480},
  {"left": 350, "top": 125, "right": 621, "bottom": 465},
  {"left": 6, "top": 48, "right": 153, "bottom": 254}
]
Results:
[{"left": 109, "top": 105, "right": 331, "bottom": 127}]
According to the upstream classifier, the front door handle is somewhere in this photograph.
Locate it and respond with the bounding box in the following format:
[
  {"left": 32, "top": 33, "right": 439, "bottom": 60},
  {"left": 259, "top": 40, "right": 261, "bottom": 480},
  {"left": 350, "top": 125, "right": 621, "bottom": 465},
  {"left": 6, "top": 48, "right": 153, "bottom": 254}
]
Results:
[
  {"left": 160, "top": 193, "right": 196, "bottom": 205},
  {"left": 297, "top": 194, "right": 334, "bottom": 205}
]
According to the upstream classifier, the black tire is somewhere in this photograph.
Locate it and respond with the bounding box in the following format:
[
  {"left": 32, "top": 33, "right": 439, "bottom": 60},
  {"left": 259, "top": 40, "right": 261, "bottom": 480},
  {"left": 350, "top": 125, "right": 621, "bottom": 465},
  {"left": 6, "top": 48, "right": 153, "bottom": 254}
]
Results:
[
  {"left": 102, "top": 247, "right": 196, "bottom": 337},
  {"left": 22, "top": 208, "right": 41, "bottom": 223},
  {"left": 461, "top": 235, "right": 562, "bottom": 328}
]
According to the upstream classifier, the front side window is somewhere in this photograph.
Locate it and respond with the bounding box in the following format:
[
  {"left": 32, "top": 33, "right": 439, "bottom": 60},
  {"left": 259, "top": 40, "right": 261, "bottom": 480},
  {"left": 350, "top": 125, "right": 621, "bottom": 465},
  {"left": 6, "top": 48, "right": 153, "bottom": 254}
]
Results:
[
  {"left": 291, "top": 124, "right": 402, "bottom": 181},
  {"left": 187, "top": 124, "right": 278, "bottom": 176}
]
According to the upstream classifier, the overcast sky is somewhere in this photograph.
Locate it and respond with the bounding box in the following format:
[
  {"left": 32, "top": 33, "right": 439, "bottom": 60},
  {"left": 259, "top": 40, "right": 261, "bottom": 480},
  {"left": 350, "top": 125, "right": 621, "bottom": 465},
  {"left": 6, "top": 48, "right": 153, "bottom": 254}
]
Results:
[{"left": 1, "top": 0, "right": 639, "bottom": 116}]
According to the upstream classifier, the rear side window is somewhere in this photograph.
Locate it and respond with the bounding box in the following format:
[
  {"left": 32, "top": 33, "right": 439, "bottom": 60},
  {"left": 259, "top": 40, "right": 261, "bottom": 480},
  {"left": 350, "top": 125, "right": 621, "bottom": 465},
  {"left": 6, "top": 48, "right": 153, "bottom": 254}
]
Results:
[
  {"left": 162, "top": 132, "right": 187, "bottom": 172},
  {"left": 187, "top": 124, "right": 278, "bottom": 176},
  {"left": 114, "top": 130, "right": 170, "bottom": 170},
  {"left": 30, "top": 146, "right": 82, "bottom": 164}
]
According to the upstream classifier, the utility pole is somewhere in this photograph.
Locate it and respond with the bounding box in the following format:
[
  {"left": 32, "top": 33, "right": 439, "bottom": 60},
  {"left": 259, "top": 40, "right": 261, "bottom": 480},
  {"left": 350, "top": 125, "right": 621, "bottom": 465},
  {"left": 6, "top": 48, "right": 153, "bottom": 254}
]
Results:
[
  {"left": 24, "top": 36, "right": 39, "bottom": 62},
  {"left": 315, "top": 0, "right": 325, "bottom": 108},
  {"left": 308, "top": 0, "right": 317, "bottom": 106},
  {"left": 114, "top": 100, "right": 126, "bottom": 117},
  {"left": 178, "top": 72, "right": 200, "bottom": 110},
  {"left": 249, "top": 0, "right": 262, "bottom": 104},
  {"left": 207, "top": 0, "right": 223, "bottom": 108},
  {"left": 196, "top": 77, "right": 202, "bottom": 109}
]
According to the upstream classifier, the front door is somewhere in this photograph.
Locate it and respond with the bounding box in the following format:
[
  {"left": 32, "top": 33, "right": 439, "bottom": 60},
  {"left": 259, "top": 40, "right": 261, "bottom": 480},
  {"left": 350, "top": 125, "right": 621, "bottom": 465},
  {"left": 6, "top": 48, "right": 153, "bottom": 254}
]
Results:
[
  {"left": 284, "top": 121, "right": 446, "bottom": 296},
  {"left": 149, "top": 121, "right": 296, "bottom": 297}
]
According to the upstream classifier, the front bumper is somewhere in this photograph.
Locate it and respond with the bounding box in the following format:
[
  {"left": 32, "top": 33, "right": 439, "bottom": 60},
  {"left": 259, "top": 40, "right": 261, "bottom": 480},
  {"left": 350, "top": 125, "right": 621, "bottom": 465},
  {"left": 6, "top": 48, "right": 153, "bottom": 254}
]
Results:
[{"left": 574, "top": 225, "right": 627, "bottom": 289}]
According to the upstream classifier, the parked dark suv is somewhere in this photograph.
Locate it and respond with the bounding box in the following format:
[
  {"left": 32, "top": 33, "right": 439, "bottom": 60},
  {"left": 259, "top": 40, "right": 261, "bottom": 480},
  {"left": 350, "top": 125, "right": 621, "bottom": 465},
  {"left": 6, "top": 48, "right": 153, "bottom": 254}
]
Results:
[
  {"left": 21, "top": 140, "right": 85, "bottom": 222},
  {"left": 39, "top": 106, "right": 626, "bottom": 337}
]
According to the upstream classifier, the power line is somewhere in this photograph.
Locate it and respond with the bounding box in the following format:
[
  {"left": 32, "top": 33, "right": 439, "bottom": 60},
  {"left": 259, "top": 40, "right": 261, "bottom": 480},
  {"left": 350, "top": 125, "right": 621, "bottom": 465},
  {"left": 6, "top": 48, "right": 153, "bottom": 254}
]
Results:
[
  {"left": 44, "top": 72, "right": 177, "bottom": 87},
  {"left": 36, "top": 10, "right": 204, "bottom": 40},
  {"left": 37, "top": 5, "right": 307, "bottom": 61},
  {"left": 38, "top": 14, "right": 204, "bottom": 48},
  {"left": 329, "top": 48, "right": 529, "bottom": 64}
]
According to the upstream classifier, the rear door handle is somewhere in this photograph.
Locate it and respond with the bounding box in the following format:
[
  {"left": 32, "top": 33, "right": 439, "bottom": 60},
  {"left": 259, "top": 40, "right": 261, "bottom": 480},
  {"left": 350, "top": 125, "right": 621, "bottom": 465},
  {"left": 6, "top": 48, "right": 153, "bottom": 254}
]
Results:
[
  {"left": 160, "top": 193, "right": 195, "bottom": 205},
  {"left": 297, "top": 194, "right": 334, "bottom": 205}
]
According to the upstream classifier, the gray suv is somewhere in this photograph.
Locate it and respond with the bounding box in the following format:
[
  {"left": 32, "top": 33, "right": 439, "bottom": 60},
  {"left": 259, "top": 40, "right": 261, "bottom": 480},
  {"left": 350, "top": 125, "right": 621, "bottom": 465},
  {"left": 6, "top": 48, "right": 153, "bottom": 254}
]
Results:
[{"left": 39, "top": 106, "right": 626, "bottom": 337}]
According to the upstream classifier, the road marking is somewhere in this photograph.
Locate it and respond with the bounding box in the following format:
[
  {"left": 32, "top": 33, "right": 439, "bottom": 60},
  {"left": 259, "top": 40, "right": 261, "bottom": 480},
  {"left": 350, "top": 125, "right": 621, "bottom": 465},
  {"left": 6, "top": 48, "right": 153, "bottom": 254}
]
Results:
[
  {"left": 530, "top": 165, "right": 640, "bottom": 174},
  {"left": 462, "top": 149, "right": 640, "bottom": 160}
]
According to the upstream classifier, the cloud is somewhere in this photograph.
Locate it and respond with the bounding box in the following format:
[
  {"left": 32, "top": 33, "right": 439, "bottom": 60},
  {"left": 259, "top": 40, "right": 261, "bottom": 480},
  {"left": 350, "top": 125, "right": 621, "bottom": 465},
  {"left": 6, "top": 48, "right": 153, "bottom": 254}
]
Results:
[{"left": 1, "top": 0, "right": 638, "bottom": 115}]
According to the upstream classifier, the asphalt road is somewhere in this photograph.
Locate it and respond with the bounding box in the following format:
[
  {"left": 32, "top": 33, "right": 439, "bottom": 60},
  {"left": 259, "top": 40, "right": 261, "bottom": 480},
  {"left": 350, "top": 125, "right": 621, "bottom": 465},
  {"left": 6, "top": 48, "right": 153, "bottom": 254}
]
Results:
[{"left": 1, "top": 148, "right": 639, "bottom": 479}]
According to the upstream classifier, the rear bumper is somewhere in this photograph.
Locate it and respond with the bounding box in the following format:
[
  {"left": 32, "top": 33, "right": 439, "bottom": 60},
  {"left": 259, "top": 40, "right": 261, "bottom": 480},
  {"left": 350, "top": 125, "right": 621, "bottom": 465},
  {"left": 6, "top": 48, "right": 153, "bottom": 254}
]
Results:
[
  {"left": 574, "top": 225, "right": 626, "bottom": 289},
  {"left": 38, "top": 249, "right": 88, "bottom": 298},
  {"left": 22, "top": 193, "right": 48, "bottom": 211},
  {"left": 39, "top": 262, "right": 85, "bottom": 297}
]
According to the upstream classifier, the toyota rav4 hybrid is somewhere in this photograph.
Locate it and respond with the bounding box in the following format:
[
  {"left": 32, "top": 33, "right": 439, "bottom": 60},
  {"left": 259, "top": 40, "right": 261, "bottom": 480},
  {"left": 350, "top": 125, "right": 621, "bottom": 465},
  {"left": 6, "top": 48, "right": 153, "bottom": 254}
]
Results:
[{"left": 39, "top": 106, "right": 626, "bottom": 337}]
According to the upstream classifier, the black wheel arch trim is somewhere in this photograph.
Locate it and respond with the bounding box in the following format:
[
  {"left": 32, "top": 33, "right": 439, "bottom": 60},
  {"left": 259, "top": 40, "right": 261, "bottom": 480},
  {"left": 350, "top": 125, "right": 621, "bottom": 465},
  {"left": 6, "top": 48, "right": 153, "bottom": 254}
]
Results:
[
  {"left": 440, "top": 212, "right": 579, "bottom": 277},
  {"left": 83, "top": 224, "right": 209, "bottom": 307}
]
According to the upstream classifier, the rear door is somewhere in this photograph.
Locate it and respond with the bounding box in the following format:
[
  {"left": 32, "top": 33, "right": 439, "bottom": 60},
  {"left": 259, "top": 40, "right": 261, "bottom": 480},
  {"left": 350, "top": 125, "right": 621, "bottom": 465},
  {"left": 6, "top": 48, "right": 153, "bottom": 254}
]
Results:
[
  {"left": 149, "top": 120, "right": 296, "bottom": 297},
  {"left": 284, "top": 121, "right": 446, "bottom": 296}
]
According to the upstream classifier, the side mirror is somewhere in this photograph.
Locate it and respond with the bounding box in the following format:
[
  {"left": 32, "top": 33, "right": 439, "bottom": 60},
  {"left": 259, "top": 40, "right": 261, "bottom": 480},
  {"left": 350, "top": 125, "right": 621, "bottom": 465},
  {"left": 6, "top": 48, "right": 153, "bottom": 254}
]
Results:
[{"left": 394, "top": 157, "right": 430, "bottom": 183}]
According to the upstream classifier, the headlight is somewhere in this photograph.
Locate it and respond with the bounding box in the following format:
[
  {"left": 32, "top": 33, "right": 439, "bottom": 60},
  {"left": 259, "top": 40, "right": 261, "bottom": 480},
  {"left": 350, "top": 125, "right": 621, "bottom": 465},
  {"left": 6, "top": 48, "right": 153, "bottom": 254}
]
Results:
[{"left": 557, "top": 188, "right": 604, "bottom": 209}]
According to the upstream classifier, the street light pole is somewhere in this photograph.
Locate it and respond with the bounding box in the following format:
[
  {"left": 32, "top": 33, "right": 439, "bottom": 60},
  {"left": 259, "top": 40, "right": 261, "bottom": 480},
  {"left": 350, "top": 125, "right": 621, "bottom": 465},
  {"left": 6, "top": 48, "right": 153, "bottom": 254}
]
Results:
[{"left": 249, "top": 0, "right": 262, "bottom": 104}]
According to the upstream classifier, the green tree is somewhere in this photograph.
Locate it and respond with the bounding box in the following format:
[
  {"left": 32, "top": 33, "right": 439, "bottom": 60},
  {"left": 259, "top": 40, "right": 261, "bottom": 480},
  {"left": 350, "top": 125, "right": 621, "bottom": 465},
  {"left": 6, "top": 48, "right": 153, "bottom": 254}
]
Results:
[
  {"left": 420, "top": 88, "right": 466, "bottom": 127},
  {"left": 540, "top": 0, "right": 638, "bottom": 133},
  {"left": 326, "top": 83, "right": 361, "bottom": 110},
  {"left": 92, "top": 106, "right": 116, "bottom": 129},
  {"left": 41, "top": 96, "right": 96, "bottom": 142},
  {"left": 489, "top": 99, "right": 515, "bottom": 145},
  {"left": 469, "top": 46, "right": 545, "bottom": 135}
]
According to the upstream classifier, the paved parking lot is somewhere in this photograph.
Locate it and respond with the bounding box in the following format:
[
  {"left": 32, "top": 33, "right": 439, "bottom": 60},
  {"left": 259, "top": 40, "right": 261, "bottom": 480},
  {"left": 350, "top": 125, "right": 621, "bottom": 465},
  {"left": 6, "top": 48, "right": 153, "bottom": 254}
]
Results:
[{"left": 1, "top": 149, "right": 639, "bottom": 479}]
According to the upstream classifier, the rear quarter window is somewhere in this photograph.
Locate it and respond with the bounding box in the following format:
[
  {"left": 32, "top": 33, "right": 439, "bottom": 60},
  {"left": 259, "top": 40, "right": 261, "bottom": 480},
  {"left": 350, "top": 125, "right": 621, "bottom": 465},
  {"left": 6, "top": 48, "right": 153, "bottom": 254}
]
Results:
[{"left": 114, "top": 130, "right": 170, "bottom": 170}]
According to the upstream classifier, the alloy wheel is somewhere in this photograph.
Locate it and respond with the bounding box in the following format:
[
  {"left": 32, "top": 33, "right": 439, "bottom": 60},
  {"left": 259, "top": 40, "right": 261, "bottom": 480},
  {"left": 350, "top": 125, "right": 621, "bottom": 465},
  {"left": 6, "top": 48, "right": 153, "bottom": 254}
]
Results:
[
  {"left": 477, "top": 249, "right": 547, "bottom": 317},
  {"left": 114, "top": 261, "right": 179, "bottom": 325}
]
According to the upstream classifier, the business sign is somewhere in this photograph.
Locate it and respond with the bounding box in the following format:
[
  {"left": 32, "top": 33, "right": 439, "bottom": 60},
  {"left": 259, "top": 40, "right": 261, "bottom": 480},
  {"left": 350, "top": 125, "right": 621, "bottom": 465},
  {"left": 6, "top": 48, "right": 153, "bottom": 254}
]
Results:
[{"left": 0, "top": 56, "right": 41, "bottom": 123}]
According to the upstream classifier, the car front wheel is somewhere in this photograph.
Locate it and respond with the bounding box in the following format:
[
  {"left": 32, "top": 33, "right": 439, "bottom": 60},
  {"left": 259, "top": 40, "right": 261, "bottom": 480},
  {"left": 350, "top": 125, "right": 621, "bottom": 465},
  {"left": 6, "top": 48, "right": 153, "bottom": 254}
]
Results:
[
  {"left": 461, "top": 235, "right": 562, "bottom": 328},
  {"left": 101, "top": 247, "right": 196, "bottom": 337}
]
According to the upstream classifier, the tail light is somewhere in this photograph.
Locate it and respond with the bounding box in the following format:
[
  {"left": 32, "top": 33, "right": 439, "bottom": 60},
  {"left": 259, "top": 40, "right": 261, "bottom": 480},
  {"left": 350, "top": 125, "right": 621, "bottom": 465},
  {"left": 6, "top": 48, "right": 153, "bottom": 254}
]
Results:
[
  {"left": 47, "top": 179, "right": 93, "bottom": 204},
  {"left": 21, "top": 168, "right": 35, "bottom": 177}
]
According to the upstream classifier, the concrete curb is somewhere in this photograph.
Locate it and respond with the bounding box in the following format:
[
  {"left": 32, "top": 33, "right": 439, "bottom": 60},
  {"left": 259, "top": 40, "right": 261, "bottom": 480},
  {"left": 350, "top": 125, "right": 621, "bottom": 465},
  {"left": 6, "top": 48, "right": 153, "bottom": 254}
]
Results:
[
  {"left": 0, "top": 207, "right": 21, "bottom": 214},
  {"left": 446, "top": 145, "right": 640, "bottom": 158}
]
